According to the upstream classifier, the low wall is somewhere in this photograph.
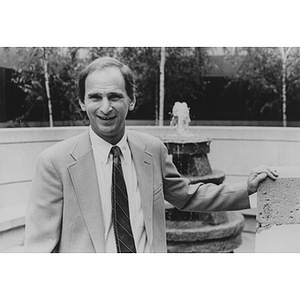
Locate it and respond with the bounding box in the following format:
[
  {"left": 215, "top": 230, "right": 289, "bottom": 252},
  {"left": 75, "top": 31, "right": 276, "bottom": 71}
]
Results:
[{"left": 1, "top": 125, "right": 300, "bottom": 251}]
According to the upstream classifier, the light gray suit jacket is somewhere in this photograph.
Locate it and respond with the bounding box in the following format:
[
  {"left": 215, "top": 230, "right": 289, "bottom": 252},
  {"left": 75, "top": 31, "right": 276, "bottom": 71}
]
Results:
[{"left": 24, "top": 129, "right": 250, "bottom": 252}]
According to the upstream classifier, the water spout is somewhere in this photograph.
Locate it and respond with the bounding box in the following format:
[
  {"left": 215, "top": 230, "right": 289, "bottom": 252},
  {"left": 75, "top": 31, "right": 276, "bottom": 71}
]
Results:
[{"left": 170, "top": 102, "right": 194, "bottom": 136}]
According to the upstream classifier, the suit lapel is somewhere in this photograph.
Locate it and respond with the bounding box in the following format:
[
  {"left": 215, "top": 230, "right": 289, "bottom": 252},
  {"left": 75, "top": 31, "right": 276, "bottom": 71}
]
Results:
[
  {"left": 128, "top": 131, "right": 154, "bottom": 248},
  {"left": 68, "top": 130, "right": 105, "bottom": 253}
]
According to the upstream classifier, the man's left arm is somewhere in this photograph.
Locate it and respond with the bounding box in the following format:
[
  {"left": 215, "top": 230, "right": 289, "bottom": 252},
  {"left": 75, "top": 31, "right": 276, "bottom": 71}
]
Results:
[{"left": 160, "top": 143, "right": 278, "bottom": 212}]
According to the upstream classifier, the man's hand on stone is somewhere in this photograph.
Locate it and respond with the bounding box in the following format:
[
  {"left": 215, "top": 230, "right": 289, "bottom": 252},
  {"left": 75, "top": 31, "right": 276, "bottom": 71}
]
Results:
[{"left": 247, "top": 165, "right": 278, "bottom": 195}]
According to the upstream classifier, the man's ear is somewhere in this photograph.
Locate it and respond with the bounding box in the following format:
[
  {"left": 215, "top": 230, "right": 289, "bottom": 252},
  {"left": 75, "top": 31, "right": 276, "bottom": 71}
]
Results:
[
  {"left": 129, "top": 98, "right": 136, "bottom": 111},
  {"left": 79, "top": 100, "right": 86, "bottom": 111}
]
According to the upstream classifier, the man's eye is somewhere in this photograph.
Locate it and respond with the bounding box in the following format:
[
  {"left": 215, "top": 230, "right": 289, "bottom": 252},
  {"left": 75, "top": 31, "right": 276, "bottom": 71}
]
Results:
[
  {"left": 89, "top": 96, "right": 101, "bottom": 102},
  {"left": 109, "top": 95, "right": 123, "bottom": 101}
]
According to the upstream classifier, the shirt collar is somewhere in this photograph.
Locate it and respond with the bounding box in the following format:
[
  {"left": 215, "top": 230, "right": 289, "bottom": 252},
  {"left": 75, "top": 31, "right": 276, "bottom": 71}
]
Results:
[{"left": 89, "top": 126, "right": 130, "bottom": 165}]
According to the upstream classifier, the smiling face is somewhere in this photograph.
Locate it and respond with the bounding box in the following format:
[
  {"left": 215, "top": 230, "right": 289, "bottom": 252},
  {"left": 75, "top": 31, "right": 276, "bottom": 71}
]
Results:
[{"left": 80, "top": 67, "right": 136, "bottom": 145}]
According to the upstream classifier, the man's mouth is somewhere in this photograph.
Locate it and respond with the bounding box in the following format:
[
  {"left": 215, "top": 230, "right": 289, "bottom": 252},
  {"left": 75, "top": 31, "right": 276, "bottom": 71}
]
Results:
[{"left": 97, "top": 115, "right": 116, "bottom": 121}]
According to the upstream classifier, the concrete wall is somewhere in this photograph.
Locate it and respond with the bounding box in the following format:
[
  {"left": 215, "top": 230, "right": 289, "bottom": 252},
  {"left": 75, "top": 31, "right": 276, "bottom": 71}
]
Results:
[
  {"left": 1, "top": 125, "right": 300, "bottom": 250},
  {"left": 0, "top": 127, "right": 85, "bottom": 251}
]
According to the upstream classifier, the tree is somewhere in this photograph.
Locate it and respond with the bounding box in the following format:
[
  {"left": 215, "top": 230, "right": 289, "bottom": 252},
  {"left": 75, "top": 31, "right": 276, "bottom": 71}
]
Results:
[
  {"left": 224, "top": 47, "right": 300, "bottom": 124},
  {"left": 164, "top": 47, "right": 209, "bottom": 121},
  {"left": 224, "top": 47, "right": 283, "bottom": 121},
  {"left": 5, "top": 47, "right": 86, "bottom": 125},
  {"left": 3, "top": 47, "right": 211, "bottom": 125},
  {"left": 42, "top": 48, "right": 53, "bottom": 127},
  {"left": 159, "top": 47, "right": 166, "bottom": 126},
  {"left": 117, "top": 47, "right": 160, "bottom": 120},
  {"left": 111, "top": 47, "right": 209, "bottom": 122},
  {"left": 279, "top": 47, "right": 291, "bottom": 127}
]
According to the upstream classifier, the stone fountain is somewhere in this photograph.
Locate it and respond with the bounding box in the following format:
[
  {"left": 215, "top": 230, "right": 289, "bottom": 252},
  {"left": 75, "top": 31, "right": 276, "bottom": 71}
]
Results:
[{"left": 161, "top": 102, "right": 245, "bottom": 253}]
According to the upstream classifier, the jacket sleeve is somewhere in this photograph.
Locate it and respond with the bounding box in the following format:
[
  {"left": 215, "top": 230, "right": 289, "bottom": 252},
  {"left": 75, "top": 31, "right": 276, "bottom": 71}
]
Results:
[
  {"left": 24, "top": 151, "right": 63, "bottom": 252},
  {"left": 160, "top": 142, "right": 250, "bottom": 212}
]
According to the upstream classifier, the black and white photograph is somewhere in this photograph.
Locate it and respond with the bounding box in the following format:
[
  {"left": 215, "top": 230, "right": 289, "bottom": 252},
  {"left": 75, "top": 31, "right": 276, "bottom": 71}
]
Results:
[
  {"left": 1, "top": 1, "right": 299, "bottom": 299},
  {"left": 1, "top": 46, "right": 284, "bottom": 254}
]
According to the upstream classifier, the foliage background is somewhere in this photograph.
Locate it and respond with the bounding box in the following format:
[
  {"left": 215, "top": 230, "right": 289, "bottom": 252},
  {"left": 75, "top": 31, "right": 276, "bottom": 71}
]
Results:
[{"left": 3, "top": 47, "right": 300, "bottom": 126}]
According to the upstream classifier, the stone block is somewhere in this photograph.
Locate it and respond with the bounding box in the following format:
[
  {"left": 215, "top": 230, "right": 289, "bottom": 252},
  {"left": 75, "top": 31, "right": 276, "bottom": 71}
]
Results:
[{"left": 256, "top": 167, "right": 300, "bottom": 252}]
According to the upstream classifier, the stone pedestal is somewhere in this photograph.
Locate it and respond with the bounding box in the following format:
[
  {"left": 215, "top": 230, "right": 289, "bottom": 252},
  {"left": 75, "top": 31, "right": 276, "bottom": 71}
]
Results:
[
  {"left": 256, "top": 167, "right": 300, "bottom": 252},
  {"left": 166, "top": 211, "right": 245, "bottom": 253},
  {"left": 162, "top": 135, "right": 244, "bottom": 253}
]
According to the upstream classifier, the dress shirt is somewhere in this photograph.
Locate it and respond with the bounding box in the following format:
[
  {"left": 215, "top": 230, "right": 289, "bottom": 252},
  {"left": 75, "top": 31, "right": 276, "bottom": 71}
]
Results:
[{"left": 89, "top": 126, "right": 150, "bottom": 253}]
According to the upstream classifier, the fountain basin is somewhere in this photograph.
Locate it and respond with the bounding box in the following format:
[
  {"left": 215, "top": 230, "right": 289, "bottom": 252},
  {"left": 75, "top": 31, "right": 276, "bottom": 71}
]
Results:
[
  {"left": 162, "top": 136, "right": 226, "bottom": 184},
  {"left": 166, "top": 212, "right": 245, "bottom": 253},
  {"left": 160, "top": 115, "right": 244, "bottom": 253}
]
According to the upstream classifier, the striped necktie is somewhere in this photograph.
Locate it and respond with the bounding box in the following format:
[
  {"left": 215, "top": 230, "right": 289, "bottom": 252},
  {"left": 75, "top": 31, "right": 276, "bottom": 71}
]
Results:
[{"left": 111, "top": 146, "right": 137, "bottom": 253}]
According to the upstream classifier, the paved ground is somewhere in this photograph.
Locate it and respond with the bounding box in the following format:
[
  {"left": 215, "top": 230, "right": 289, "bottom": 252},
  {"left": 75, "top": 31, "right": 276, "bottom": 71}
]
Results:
[
  {"left": 235, "top": 232, "right": 255, "bottom": 253},
  {"left": 6, "top": 232, "right": 255, "bottom": 253}
]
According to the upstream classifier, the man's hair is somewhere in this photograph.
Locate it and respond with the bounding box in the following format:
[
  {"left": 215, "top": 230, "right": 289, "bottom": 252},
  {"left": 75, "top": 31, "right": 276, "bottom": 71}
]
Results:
[{"left": 78, "top": 56, "right": 136, "bottom": 102}]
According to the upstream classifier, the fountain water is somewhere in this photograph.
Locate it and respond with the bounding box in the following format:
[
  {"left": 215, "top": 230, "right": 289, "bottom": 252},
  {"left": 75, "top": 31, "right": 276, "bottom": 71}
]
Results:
[
  {"left": 165, "top": 101, "right": 225, "bottom": 184},
  {"left": 161, "top": 102, "right": 245, "bottom": 253}
]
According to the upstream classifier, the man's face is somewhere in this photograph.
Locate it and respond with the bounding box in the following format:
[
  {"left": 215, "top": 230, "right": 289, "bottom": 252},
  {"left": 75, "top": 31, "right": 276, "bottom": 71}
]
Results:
[{"left": 80, "top": 67, "right": 135, "bottom": 145}]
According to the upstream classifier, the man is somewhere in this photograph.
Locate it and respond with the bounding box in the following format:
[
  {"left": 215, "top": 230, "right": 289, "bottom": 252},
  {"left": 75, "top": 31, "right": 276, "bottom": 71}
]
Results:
[{"left": 24, "top": 57, "right": 278, "bottom": 253}]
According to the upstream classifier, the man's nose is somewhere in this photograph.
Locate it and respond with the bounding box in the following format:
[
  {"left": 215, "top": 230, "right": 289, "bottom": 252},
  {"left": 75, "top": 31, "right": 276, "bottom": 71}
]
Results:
[{"left": 100, "top": 97, "right": 112, "bottom": 114}]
